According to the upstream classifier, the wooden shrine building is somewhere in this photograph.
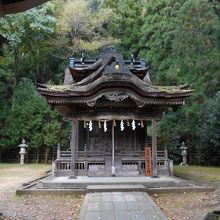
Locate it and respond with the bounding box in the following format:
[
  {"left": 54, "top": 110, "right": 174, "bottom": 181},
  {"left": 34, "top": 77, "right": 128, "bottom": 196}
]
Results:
[{"left": 38, "top": 49, "right": 192, "bottom": 177}]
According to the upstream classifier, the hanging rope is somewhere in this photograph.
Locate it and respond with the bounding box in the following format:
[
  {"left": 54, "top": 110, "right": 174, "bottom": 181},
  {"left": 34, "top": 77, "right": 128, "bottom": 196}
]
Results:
[
  {"left": 83, "top": 121, "right": 87, "bottom": 128},
  {"left": 98, "top": 121, "right": 101, "bottom": 128},
  {"left": 127, "top": 120, "right": 130, "bottom": 127}
]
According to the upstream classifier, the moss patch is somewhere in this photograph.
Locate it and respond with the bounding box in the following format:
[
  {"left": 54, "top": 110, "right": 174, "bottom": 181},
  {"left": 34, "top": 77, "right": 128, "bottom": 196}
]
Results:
[
  {"left": 174, "top": 165, "right": 220, "bottom": 186},
  {"left": 154, "top": 85, "right": 193, "bottom": 93}
]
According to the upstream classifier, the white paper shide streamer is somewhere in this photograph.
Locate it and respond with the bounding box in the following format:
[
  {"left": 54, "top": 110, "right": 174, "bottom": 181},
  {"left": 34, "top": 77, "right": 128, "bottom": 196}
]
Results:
[
  {"left": 132, "top": 119, "right": 136, "bottom": 130},
  {"left": 104, "top": 120, "right": 107, "bottom": 132},
  {"left": 120, "top": 120, "right": 124, "bottom": 131},
  {"left": 89, "top": 120, "right": 93, "bottom": 131}
]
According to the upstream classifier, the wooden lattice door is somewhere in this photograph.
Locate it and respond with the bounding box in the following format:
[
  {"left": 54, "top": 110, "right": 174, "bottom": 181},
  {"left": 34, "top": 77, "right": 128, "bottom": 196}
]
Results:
[{"left": 144, "top": 147, "right": 152, "bottom": 176}]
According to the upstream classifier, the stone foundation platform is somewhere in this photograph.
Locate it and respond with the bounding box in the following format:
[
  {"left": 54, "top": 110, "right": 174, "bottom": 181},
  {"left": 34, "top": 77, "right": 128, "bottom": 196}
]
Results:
[
  {"left": 37, "top": 176, "right": 194, "bottom": 189},
  {"left": 16, "top": 175, "right": 215, "bottom": 195}
]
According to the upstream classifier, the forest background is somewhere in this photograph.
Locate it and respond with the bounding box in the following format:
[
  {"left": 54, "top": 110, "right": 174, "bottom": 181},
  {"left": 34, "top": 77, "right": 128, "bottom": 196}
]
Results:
[{"left": 0, "top": 0, "right": 220, "bottom": 165}]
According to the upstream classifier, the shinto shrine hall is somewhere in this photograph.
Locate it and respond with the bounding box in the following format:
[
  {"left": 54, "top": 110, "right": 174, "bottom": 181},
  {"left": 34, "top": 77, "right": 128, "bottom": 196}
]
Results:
[{"left": 38, "top": 49, "right": 192, "bottom": 178}]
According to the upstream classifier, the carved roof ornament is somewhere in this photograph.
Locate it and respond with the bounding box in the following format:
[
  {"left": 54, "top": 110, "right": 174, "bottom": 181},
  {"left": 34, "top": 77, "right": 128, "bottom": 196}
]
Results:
[{"left": 104, "top": 92, "right": 129, "bottom": 102}]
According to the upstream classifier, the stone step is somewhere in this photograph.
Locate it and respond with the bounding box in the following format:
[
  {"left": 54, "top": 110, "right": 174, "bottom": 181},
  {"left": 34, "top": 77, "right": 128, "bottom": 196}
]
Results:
[
  {"left": 86, "top": 184, "right": 146, "bottom": 193},
  {"left": 40, "top": 180, "right": 188, "bottom": 189},
  {"left": 17, "top": 185, "right": 215, "bottom": 195}
]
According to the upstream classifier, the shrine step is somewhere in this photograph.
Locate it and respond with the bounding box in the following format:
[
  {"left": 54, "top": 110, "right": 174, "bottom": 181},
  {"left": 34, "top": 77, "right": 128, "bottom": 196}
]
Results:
[{"left": 86, "top": 184, "right": 146, "bottom": 193}]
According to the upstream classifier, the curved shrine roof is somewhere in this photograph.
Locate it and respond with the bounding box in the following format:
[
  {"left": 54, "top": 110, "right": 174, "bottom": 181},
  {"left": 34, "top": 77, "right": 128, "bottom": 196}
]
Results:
[{"left": 38, "top": 50, "right": 192, "bottom": 109}]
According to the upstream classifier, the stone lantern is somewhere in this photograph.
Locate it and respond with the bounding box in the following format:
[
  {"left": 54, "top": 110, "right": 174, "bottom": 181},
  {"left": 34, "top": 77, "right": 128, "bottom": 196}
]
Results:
[
  {"left": 18, "top": 139, "right": 28, "bottom": 165},
  {"left": 180, "top": 141, "right": 188, "bottom": 166}
]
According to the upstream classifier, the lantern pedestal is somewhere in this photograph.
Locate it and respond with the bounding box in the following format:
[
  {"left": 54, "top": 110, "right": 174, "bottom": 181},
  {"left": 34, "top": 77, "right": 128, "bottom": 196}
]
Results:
[{"left": 18, "top": 139, "right": 28, "bottom": 165}]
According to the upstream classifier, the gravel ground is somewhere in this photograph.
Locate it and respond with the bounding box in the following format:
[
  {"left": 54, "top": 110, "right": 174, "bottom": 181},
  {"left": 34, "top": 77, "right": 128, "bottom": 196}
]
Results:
[
  {"left": 0, "top": 165, "right": 83, "bottom": 220},
  {"left": 151, "top": 188, "right": 220, "bottom": 220},
  {"left": 1, "top": 165, "right": 219, "bottom": 220},
  {"left": 0, "top": 193, "right": 83, "bottom": 220}
]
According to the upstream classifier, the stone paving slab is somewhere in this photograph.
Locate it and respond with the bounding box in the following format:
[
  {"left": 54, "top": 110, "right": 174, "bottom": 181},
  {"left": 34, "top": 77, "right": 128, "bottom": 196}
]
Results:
[{"left": 78, "top": 192, "right": 167, "bottom": 220}]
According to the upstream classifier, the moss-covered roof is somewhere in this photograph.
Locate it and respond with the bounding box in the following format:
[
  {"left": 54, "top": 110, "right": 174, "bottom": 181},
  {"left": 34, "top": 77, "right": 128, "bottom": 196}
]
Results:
[{"left": 40, "top": 84, "right": 193, "bottom": 95}]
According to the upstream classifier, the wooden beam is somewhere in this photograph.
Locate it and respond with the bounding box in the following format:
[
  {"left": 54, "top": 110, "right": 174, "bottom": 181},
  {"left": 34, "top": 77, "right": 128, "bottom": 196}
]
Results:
[
  {"left": 70, "top": 120, "right": 78, "bottom": 177},
  {"left": 111, "top": 122, "right": 115, "bottom": 176},
  {"left": 151, "top": 118, "right": 158, "bottom": 177},
  {"left": 71, "top": 112, "right": 160, "bottom": 121}
]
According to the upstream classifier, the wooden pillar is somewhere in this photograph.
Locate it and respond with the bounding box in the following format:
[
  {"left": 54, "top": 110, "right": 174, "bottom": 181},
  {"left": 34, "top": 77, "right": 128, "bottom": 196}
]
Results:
[
  {"left": 145, "top": 121, "right": 148, "bottom": 147},
  {"left": 70, "top": 120, "right": 78, "bottom": 178},
  {"left": 151, "top": 118, "right": 158, "bottom": 177},
  {"left": 76, "top": 122, "right": 79, "bottom": 159},
  {"left": 111, "top": 122, "right": 115, "bottom": 176},
  {"left": 86, "top": 124, "right": 89, "bottom": 151},
  {"left": 134, "top": 129, "right": 137, "bottom": 152}
]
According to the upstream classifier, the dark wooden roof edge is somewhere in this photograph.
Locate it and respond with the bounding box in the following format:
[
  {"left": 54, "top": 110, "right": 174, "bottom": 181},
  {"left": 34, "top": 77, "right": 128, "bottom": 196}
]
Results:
[
  {"left": 45, "top": 96, "right": 187, "bottom": 107},
  {"left": 1, "top": 0, "right": 48, "bottom": 15},
  {"left": 37, "top": 85, "right": 193, "bottom": 99}
]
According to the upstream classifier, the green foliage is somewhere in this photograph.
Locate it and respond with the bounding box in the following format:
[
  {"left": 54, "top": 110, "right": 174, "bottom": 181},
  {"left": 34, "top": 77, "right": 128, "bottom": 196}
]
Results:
[
  {"left": 105, "top": 0, "right": 144, "bottom": 58},
  {"left": 0, "top": 2, "right": 57, "bottom": 86},
  {"left": 0, "top": 2, "right": 56, "bottom": 48},
  {"left": 171, "top": 0, "right": 220, "bottom": 96},
  {"left": 199, "top": 91, "right": 220, "bottom": 165},
  {"left": 138, "top": 0, "right": 220, "bottom": 165},
  {"left": 0, "top": 78, "right": 69, "bottom": 152},
  {"left": 0, "top": 0, "right": 220, "bottom": 165},
  {"left": 140, "top": 0, "right": 182, "bottom": 82},
  {"left": 54, "top": 0, "right": 117, "bottom": 56},
  {"left": 0, "top": 3, "right": 70, "bottom": 162}
]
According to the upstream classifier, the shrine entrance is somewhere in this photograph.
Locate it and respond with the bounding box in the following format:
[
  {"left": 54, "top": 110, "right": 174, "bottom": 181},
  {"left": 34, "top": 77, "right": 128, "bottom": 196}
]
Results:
[
  {"left": 79, "top": 121, "right": 145, "bottom": 155},
  {"left": 78, "top": 121, "right": 146, "bottom": 176}
]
